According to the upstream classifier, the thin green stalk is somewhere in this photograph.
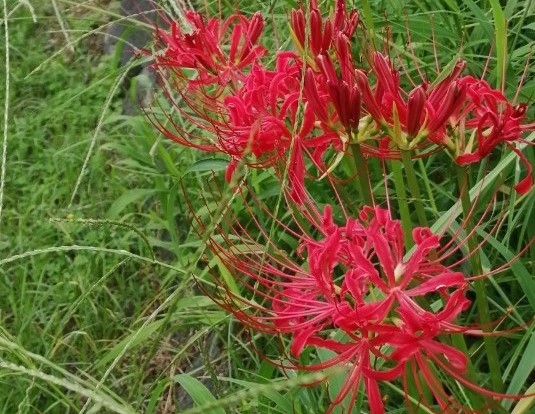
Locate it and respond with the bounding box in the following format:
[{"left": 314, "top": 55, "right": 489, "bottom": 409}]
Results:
[
  {"left": 350, "top": 143, "right": 373, "bottom": 207},
  {"left": 401, "top": 150, "right": 428, "bottom": 227},
  {"left": 456, "top": 165, "right": 504, "bottom": 392},
  {"left": 417, "top": 158, "right": 438, "bottom": 214},
  {"left": 390, "top": 159, "right": 413, "bottom": 247}
]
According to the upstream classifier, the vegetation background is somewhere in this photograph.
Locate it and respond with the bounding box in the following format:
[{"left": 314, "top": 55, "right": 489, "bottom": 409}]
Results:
[{"left": 0, "top": 0, "right": 533, "bottom": 413}]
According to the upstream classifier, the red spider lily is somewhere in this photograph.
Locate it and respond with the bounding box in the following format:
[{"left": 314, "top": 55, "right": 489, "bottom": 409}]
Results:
[
  {"left": 303, "top": 35, "right": 362, "bottom": 135},
  {"left": 217, "top": 53, "right": 340, "bottom": 200},
  {"left": 352, "top": 52, "right": 533, "bottom": 192},
  {"left": 354, "top": 52, "right": 467, "bottom": 152},
  {"left": 145, "top": 3, "right": 535, "bottom": 411},
  {"left": 219, "top": 55, "right": 301, "bottom": 161},
  {"left": 290, "top": 0, "right": 358, "bottom": 64},
  {"left": 454, "top": 76, "right": 533, "bottom": 194},
  {"left": 192, "top": 184, "right": 520, "bottom": 413},
  {"left": 148, "top": 48, "right": 341, "bottom": 199},
  {"left": 291, "top": 1, "right": 362, "bottom": 136},
  {"left": 147, "top": 7, "right": 345, "bottom": 199},
  {"left": 145, "top": 9, "right": 268, "bottom": 157},
  {"left": 153, "top": 9, "right": 265, "bottom": 87}
]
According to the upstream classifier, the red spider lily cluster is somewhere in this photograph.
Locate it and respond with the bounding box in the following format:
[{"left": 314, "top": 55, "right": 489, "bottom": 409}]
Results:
[
  {"left": 209, "top": 203, "right": 476, "bottom": 413},
  {"left": 145, "top": 0, "right": 534, "bottom": 412},
  {"left": 148, "top": 0, "right": 533, "bottom": 197},
  {"left": 192, "top": 176, "right": 528, "bottom": 413}
]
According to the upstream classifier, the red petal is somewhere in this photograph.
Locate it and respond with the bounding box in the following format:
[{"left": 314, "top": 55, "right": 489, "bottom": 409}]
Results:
[
  {"left": 405, "top": 271, "right": 465, "bottom": 296},
  {"left": 423, "top": 339, "right": 468, "bottom": 372},
  {"left": 407, "top": 86, "right": 426, "bottom": 137},
  {"left": 290, "top": 325, "right": 320, "bottom": 356},
  {"left": 456, "top": 152, "right": 482, "bottom": 165},
  {"left": 509, "top": 144, "right": 534, "bottom": 195},
  {"left": 365, "top": 377, "right": 385, "bottom": 414},
  {"left": 225, "top": 159, "right": 238, "bottom": 182}
]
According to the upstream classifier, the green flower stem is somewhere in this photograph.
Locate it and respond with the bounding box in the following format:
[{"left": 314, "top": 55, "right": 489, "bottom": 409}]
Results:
[
  {"left": 456, "top": 165, "right": 504, "bottom": 392},
  {"left": 350, "top": 143, "right": 373, "bottom": 207},
  {"left": 390, "top": 159, "right": 413, "bottom": 247},
  {"left": 401, "top": 150, "right": 428, "bottom": 227}
]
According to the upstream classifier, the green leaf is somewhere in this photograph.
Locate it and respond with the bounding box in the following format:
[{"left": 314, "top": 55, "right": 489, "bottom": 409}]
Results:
[
  {"left": 504, "top": 327, "right": 535, "bottom": 410},
  {"left": 157, "top": 144, "right": 182, "bottom": 177},
  {"left": 431, "top": 132, "right": 534, "bottom": 236},
  {"left": 462, "top": 0, "right": 494, "bottom": 41},
  {"left": 95, "top": 320, "right": 164, "bottom": 369},
  {"left": 477, "top": 230, "right": 535, "bottom": 311},
  {"left": 316, "top": 348, "right": 354, "bottom": 414},
  {"left": 489, "top": 0, "right": 507, "bottom": 89},
  {"left": 359, "top": 0, "right": 375, "bottom": 47},
  {"left": 96, "top": 297, "right": 214, "bottom": 369},
  {"left": 145, "top": 379, "right": 169, "bottom": 414},
  {"left": 0, "top": 361, "right": 135, "bottom": 414},
  {"left": 511, "top": 381, "right": 535, "bottom": 414},
  {"left": 185, "top": 158, "right": 229, "bottom": 174},
  {"left": 217, "top": 377, "right": 294, "bottom": 413},
  {"left": 210, "top": 256, "right": 240, "bottom": 295},
  {"left": 106, "top": 189, "right": 157, "bottom": 219},
  {"left": 430, "top": 54, "right": 463, "bottom": 88},
  {"left": 173, "top": 374, "right": 225, "bottom": 414}
]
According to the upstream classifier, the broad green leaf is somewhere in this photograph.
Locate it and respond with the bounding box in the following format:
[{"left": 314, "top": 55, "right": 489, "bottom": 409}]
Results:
[
  {"left": 179, "top": 371, "right": 332, "bottom": 414},
  {"left": 316, "top": 348, "right": 356, "bottom": 414},
  {"left": 96, "top": 297, "right": 213, "bottom": 369},
  {"left": 145, "top": 379, "right": 169, "bottom": 414},
  {"left": 462, "top": 0, "right": 494, "bottom": 41},
  {"left": 432, "top": 133, "right": 534, "bottom": 236},
  {"left": 218, "top": 377, "right": 294, "bottom": 413},
  {"left": 430, "top": 54, "right": 463, "bottom": 88},
  {"left": 210, "top": 256, "right": 240, "bottom": 295},
  {"left": 95, "top": 320, "right": 164, "bottom": 369},
  {"left": 157, "top": 144, "right": 182, "bottom": 177},
  {"left": 359, "top": 0, "right": 375, "bottom": 47}
]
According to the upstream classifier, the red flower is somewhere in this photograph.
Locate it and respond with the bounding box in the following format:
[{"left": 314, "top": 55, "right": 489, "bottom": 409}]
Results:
[
  {"left": 354, "top": 52, "right": 467, "bottom": 153},
  {"left": 290, "top": 0, "right": 358, "bottom": 63},
  {"left": 455, "top": 77, "right": 532, "bottom": 194},
  {"left": 220, "top": 54, "right": 302, "bottom": 156},
  {"left": 201, "top": 198, "right": 501, "bottom": 413},
  {"left": 304, "top": 35, "right": 362, "bottom": 134},
  {"left": 217, "top": 53, "right": 339, "bottom": 200},
  {"left": 153, "top": 10, "right": 266, "bottom": 86},
  {"left": 300, "top": 33, "right": 364, "bottom": 157},
  {"left": 149, "top": 47, "right": 340, "bottom": 199},
  {"left": 145, "top": 9, "right": 268, "bottom": 158}
]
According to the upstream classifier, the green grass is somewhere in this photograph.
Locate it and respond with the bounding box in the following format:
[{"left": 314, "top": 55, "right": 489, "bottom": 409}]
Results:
[
  {"left": 0, "top": 2, "right": 204, "bottom": 412},
  {"left": 0, "top": 0, "right": 534, "bottom": 413}
]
